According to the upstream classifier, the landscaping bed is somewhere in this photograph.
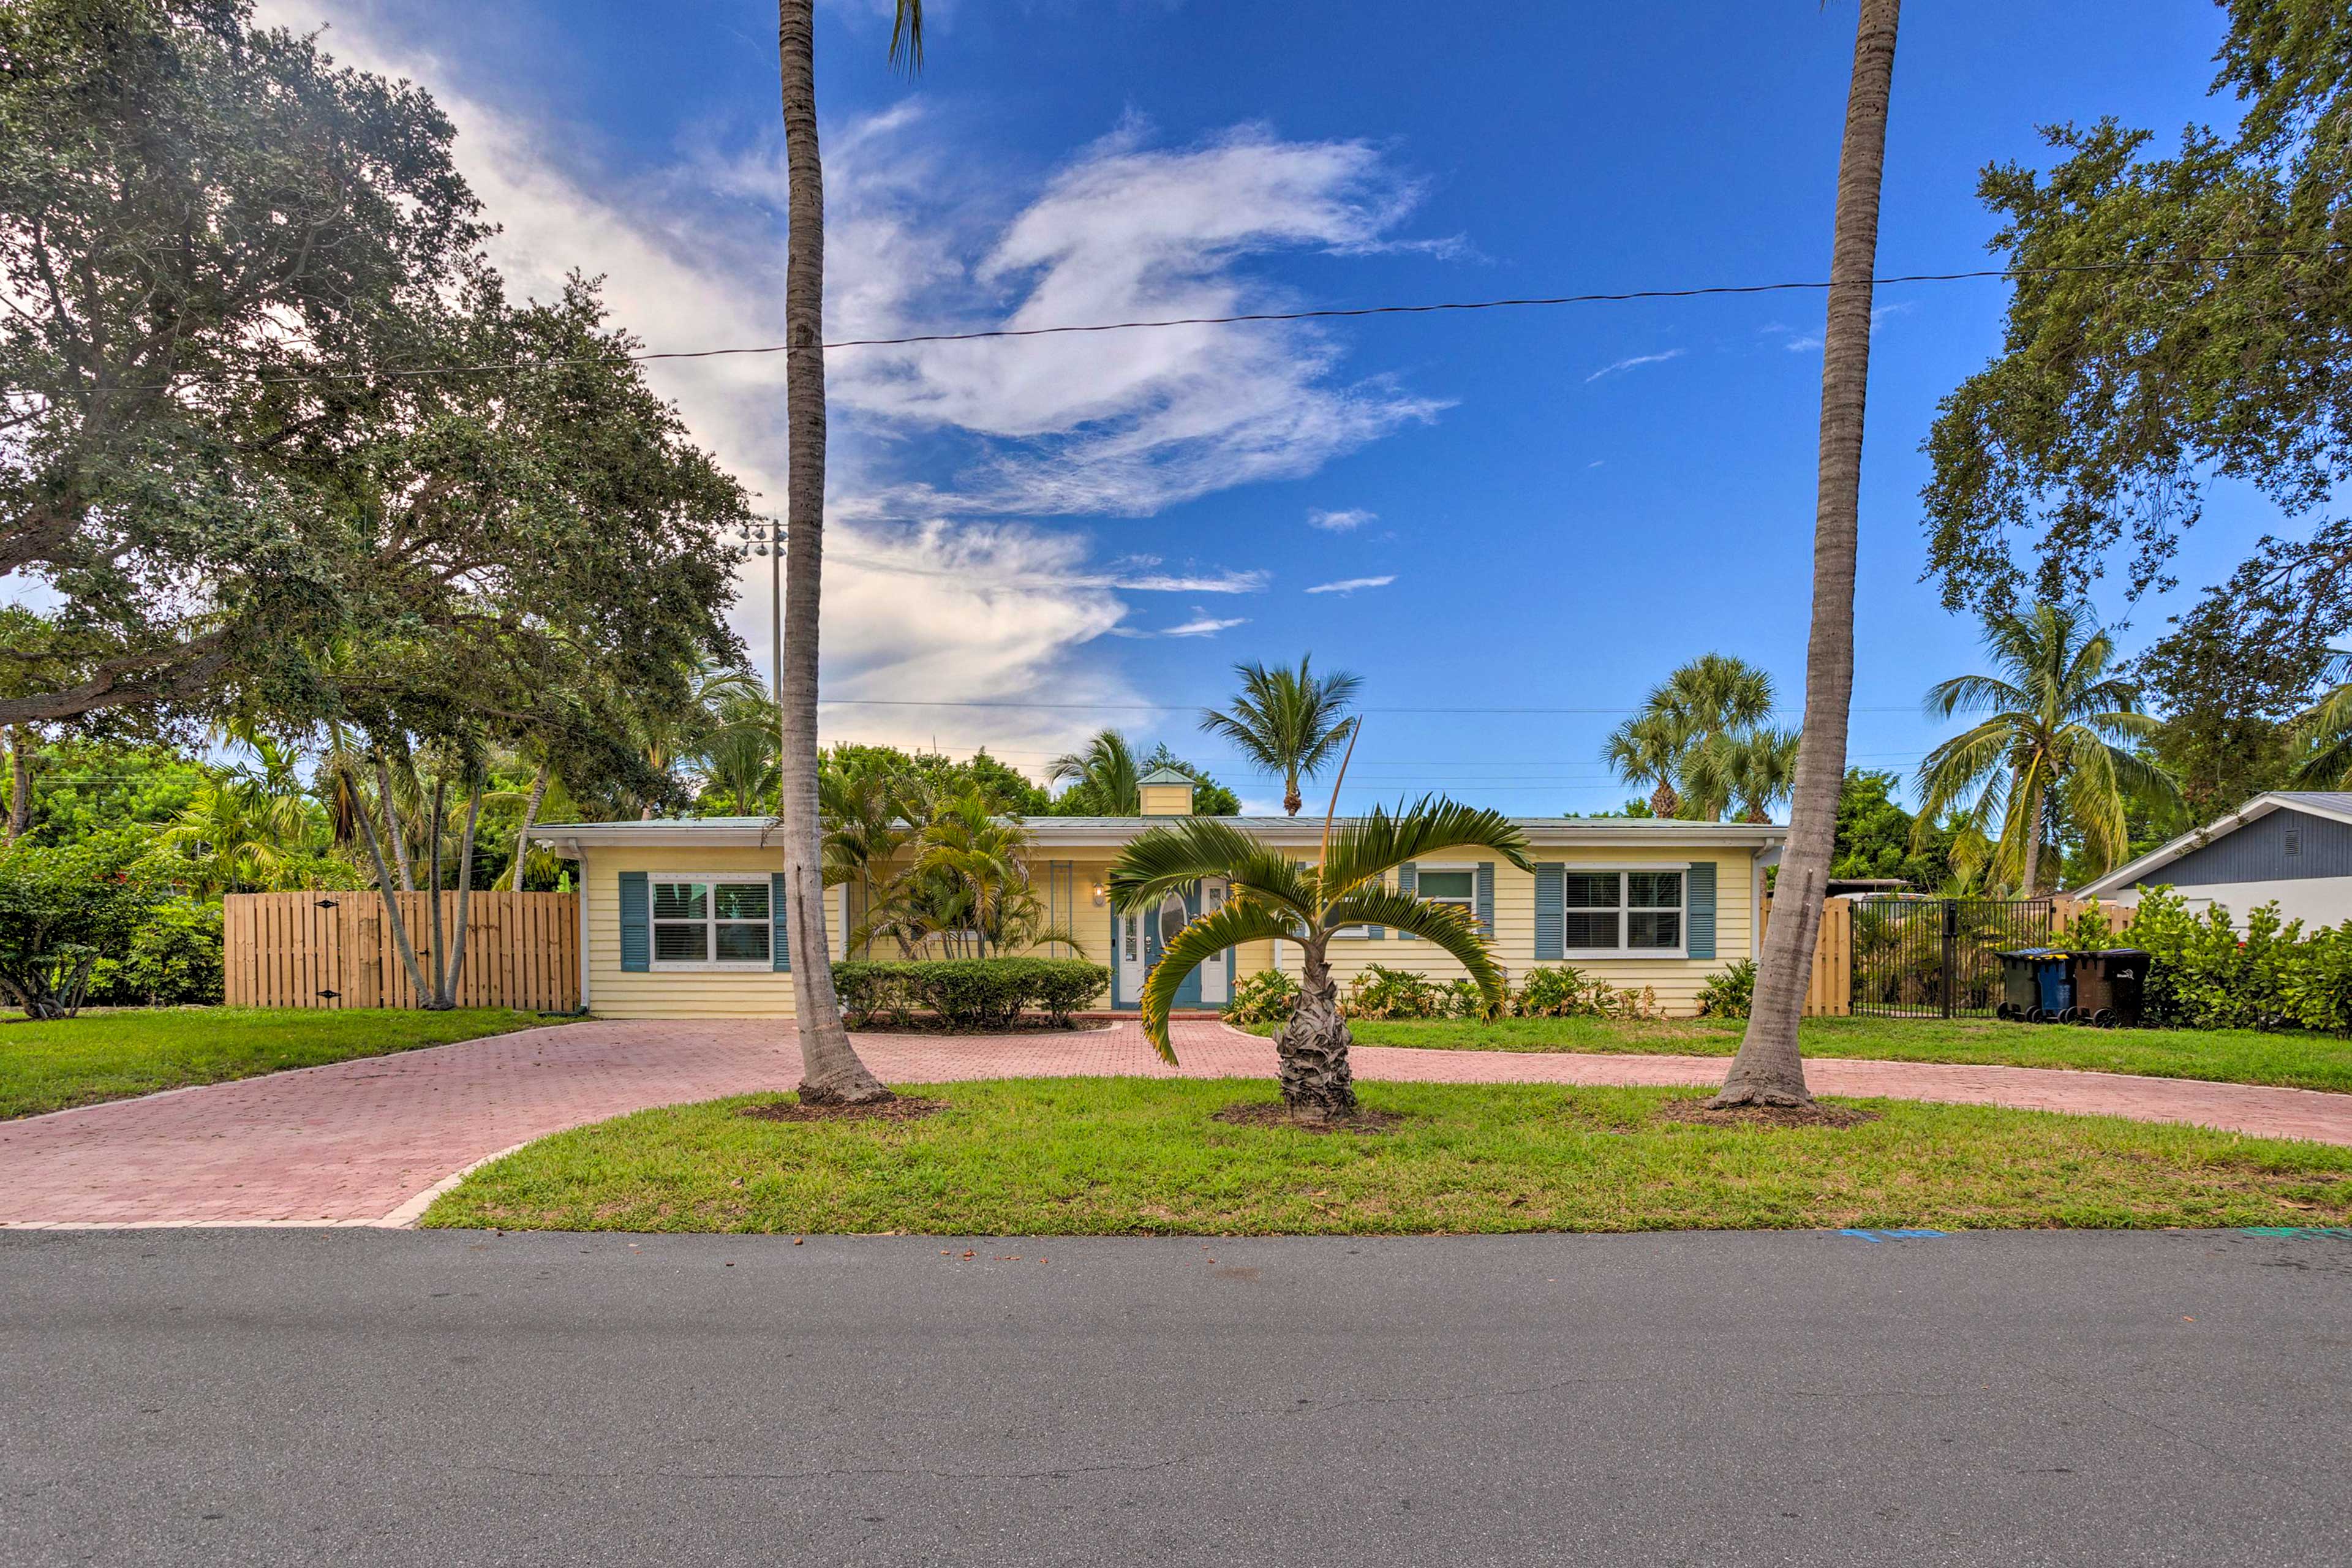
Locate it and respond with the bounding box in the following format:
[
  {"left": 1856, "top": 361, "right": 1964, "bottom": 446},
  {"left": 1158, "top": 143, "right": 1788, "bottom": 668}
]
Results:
[
  {"left": 1246, "top": 1014, "right": 2352, "bottom": 1095},
  {"left": 0, "top": 1006, "right": 560, "bottom": 1119},
  {"left": 420, "top": 1077, "right": 2352, "bottom": 1234}
]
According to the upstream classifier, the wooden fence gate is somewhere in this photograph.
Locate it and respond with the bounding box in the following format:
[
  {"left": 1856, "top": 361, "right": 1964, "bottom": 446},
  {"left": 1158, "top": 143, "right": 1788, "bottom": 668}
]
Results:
[
  {"left": 224, "top": 891, "right": 580, "bottom": 1012},
  {"left": 1759, "top": 895, "right": 1853, "bottom": 1017}
]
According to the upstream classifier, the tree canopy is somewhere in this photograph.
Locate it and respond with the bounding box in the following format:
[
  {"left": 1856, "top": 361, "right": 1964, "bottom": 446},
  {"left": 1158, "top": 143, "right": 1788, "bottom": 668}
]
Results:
[{"left": 1922, "top": 0, "right": 2352, "bottom": 613}]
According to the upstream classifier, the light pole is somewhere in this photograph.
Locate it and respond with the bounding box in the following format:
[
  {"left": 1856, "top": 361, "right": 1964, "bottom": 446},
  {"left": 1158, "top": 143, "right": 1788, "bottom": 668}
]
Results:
[{"left": 737, "top": 516, "right": 787, "bottom": 820}]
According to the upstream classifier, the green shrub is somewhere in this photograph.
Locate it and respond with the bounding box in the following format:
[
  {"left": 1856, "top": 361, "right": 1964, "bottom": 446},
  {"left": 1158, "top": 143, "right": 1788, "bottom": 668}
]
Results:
[
  {"left": 92, "top": 899, "right": 225, "bottom": 1006},
  {"left": 1695, "top": 959, "right": 1756, "bottom": 1020},
  {"left": 1510, "top": 965, "right": 1656, "bottom": 1019},
  {"left": 1436, "top": 976, "right": 1490, "bottom": 1019},
  {"left": 1223, "top": 968, "right": 1297, "bottom": 1027},
  {"left": 829, "top": 958, "right": 1108, "bottom": 1031},
  {"left": 1341, "top": 963, "right": 1443, "bottom": 1020},
  {"left": 0, "top": 837, "right": 160, "bottom": 1018}
]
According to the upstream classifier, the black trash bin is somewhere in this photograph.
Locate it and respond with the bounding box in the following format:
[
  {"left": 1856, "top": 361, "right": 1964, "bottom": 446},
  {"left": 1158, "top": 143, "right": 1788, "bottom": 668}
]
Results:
[
  {"left": 1994, "top": 949, "right": 2065, "bottom": 1022},
  {"left": 2070, "top": 948, "right": 2150, "bottom": 1027}
]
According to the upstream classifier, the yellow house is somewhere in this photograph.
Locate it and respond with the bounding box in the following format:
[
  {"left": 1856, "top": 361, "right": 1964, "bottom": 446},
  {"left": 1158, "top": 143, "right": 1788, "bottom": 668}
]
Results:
[{"left": 532, "top": 771, "right": 1784, "bottom": 1020}]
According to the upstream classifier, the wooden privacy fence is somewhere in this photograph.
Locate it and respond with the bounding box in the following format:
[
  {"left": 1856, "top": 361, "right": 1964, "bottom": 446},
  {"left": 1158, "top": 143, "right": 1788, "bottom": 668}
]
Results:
[
  {"left": 1759, "top": 895, "right": 1854, "bottom": 1017},
  {"left": 224, "top": 891, "right": 579, "bottom": 1011}
]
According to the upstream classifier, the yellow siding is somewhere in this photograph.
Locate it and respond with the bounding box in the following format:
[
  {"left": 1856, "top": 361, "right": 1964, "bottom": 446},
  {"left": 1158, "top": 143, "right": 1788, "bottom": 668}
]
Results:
[
  {"left": 579, "top": 841, "right": 1762, "bottom": 1020},
  {"left": 1280, "top": 850, "right": 1758, "bottom": 1017},
  {"left": 584, "top": 846, "right": 821, "bottom": 1019}
]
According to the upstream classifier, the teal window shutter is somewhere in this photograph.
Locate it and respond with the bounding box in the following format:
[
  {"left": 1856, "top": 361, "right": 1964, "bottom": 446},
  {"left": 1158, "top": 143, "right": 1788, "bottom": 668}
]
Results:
[
  {"left": 1476, "top": 862, "right": 1495, "bottom": 937},
  {"left": 1396, "top": 862, "right": 1417, "bottom": 939},
  {"left": 1534, "top": 864, "right": 1564, "bottom": 961},
  {"left": 1686, "top": 860, "right": 1716, "bottom": 960},
  {"left": 619, "top": 872, "right": 650, "bottom": 972},
  {"left": 771, "top": 872, "right": 791, "bottom": 971}
]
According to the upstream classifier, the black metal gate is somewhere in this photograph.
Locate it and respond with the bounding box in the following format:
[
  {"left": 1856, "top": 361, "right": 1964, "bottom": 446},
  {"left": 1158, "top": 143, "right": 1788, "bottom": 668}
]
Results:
[{"left": 1849, "top": 898, "right": 2053, "bottom": 1019}]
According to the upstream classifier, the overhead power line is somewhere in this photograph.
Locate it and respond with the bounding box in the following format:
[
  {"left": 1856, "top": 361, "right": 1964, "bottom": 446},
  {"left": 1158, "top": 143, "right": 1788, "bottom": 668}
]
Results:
[
  {"left": 816, "top": 696, "right": 1932, "bottom": 714},
  {"left": 126, "top": 245, "right": 2346, "bottom": 389}
]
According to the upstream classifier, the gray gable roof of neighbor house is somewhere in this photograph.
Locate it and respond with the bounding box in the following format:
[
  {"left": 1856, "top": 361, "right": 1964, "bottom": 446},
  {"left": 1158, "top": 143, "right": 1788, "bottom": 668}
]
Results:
[{"left": 2076, "top": 792, "right": 2352, "bottom": 896}]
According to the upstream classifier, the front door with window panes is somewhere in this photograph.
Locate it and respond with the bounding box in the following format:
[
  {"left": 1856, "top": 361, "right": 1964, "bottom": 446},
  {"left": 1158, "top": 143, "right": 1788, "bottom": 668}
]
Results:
[
  {"left": 1117, "top": 883, "right": 1204, "bottom": 1008},
  {"left": 652, "top": 878, "right": 772, "bottom": 967},
  {"left": 1562, "top": 869, "right": 1684, "bottom": 955}
]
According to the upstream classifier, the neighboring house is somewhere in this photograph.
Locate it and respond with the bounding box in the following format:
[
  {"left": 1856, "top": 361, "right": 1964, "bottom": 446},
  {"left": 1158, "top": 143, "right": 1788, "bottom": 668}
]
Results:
[
  {"left": 531, "top": 774, "right": 1785, "bottom": 1019},
  {"left": 2071, "top": 791, "right": 2352, "bottom": 928}
]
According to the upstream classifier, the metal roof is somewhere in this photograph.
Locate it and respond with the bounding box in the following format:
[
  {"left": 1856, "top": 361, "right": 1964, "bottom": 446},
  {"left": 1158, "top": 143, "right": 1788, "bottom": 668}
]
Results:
[
  {"left": 2071, "top": 791, "right": 2352, "bottom": 896},
  {"left": 1136, "top": 766, "right": 1194, "bottom": 786},
  {"left": 530, "top": 812, "right": 1786, "bottom": 853}
]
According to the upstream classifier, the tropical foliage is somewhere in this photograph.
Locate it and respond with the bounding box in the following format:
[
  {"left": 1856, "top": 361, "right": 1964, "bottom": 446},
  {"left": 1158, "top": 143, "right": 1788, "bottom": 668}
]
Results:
[
  {"left": 1046, "top": 730, "right": 1238, "bottom": 816},
  {"left": 1110, "top": 798, "right": 1530, "bottom": 1119},
  {"left": 1602, "top": 654, "right": 1798, "bottom": 822},
  {"left": 1913, "top": 601, "right": 2176, "bottom": 897},
  {"left": 1197, "top": 655, "right": 1362, "bottom": 815}
]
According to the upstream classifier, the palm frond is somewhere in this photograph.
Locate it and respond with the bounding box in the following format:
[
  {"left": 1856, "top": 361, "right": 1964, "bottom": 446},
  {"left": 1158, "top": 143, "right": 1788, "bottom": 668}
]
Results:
[
  {"left": 1324, "top": 888, "right": 1510, "bottom": 1016},
  {"left": 1136, "top": 898, "right": 1297, "bottom": 1063},
  {"left": 1109, "top": 817, "right": 1314, "bottom": 919},
  {"left": 1320, "top": 797, "right": 1532, "bottom": 897}
]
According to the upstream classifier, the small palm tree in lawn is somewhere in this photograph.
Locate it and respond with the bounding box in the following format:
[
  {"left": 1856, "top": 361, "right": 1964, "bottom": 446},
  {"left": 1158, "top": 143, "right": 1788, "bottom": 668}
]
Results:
[
  {"left": 1110, "top": 798, "right": 1531, "bottom": 1121},
  {"left": 1603, "top": 711, "right": 1686, "bottom": 818},
  {"left": 1912, "top": 601, "right": 2177, "bottom": 897},
  {"left": 1047, "top": 728, "right": 1142, "bottom": 814},
  {"left": 1197, "top": 655, "right": 1362, "bottom": 815}
]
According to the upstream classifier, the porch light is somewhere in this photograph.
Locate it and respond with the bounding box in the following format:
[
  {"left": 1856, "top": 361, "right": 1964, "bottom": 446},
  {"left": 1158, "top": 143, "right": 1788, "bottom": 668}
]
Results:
[{"left": 1091, "top": 882, "right": 1107, "bottom": 906}]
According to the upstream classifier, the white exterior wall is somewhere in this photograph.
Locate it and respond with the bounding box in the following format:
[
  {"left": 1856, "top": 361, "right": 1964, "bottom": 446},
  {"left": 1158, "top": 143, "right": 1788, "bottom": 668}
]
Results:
[{"left": 2100, "top": 877, "right": 2352, "bottom": 931}]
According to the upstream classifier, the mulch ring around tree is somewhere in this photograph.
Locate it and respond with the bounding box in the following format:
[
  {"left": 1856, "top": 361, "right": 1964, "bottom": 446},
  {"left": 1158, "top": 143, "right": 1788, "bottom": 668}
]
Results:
[
  {"left": 1212, "top": 1102, "right": 1409, "bottom": 1135},
  {"left": 1654, "top": 1096, "right": 1882, "bottom": 1131},
  {"left": 737, "top": 1095, "right": 949, "bottom": 1125}
]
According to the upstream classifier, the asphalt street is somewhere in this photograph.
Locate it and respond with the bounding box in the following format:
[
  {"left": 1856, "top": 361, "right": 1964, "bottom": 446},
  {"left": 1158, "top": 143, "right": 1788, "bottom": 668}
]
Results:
[{"left": 3, "top": 1226, "right": 2347, "bottom": 1567}]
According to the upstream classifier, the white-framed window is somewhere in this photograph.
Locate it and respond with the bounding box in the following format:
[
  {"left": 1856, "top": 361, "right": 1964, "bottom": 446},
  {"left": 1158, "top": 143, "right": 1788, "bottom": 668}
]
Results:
[
  {"left": 1416, "top": 867, "right": 1476, "bottom": 916},
  {"left": 652, "top": 876, "right": 772, "bottom": 967},
  {"left": 1563, "top": 869, "right": 1684, "bottom": 955}
]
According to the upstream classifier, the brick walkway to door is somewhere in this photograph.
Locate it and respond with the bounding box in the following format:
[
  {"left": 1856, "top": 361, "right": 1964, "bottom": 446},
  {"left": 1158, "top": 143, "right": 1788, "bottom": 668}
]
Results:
[{"left": 3, "top": 1018, "right": 2348, "bottom": 1227}]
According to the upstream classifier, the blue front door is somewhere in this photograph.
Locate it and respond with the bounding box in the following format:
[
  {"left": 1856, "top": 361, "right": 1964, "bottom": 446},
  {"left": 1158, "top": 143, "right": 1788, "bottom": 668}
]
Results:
[{"left": 1115, "top": 886, "right": 1203, "bottom": 1009}]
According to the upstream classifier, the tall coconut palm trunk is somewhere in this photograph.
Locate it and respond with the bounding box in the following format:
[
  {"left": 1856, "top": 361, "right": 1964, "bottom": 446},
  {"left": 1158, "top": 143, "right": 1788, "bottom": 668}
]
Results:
[
  {"left": 777, "top": 0, "right": 889, "bottom": 1104},
  {"left": 1716, "top": 0, "right": 1900, "bottom": 1109},
  {"left": 1275, "top": 943, "right": 1357, "bottom": 1120}
]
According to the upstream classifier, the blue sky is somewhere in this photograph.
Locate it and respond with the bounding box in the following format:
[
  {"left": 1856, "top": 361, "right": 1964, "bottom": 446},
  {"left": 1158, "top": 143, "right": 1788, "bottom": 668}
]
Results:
[{"left": 257, "top": 0, "right": 2286, "bottom": 815}]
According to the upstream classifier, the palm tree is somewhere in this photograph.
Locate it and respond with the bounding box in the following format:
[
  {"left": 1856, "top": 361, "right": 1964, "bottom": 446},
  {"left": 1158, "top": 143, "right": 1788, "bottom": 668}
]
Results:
[
  {"left": 1109, "top": 799, "right": 1530, "bottom": 1121},
  {"left": 699, "top": 697, "right": 782, "bottom": 816},
  {"left": 1912, "top": 601, "right": 2174, "bottom": 897},
  {"left": 2288, "top": 658, "right": 2352, "bottom": 787},
  {"left": 1717, "top": 0, "right": 1901, "bottom": 1110},
  {"left": 1197, "top": 656, "right": 1362, "bottom": 815},
  {"left": 911, "top": 791, "right": 1031, "bottom": 957},
  {"left": 1047, "top": 729, "right": 1144, "bottom": 815},
  {"left": 637, "top": 655, "right": 764, "bottom": 819},
  {"left": 821, "top": 754, "right": 916, "bottom": 957},
  {"left": 1688, "top": 725, "right": 1803, "bottom": 824},
  {"left": 773, "top": 0, "right": 922, "bottom": 1104},
  {"left": 1605, "top": 654, "right": 1777, "bottom": 821},
  {"left": 1603, "top": 712, "right": 1686, "bottom": 818}
]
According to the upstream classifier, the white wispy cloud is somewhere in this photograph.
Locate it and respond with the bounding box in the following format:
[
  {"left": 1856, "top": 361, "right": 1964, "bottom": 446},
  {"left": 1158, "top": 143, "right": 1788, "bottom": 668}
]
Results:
[
  {"left": 251, "top": 6, "right": 1441, "bottom": 766},
  {"left": 1303, "top": 575, "right": 1396, "bottom": 595},
  {"left": 1161, "top": 616, "right": 1249, "bottom": 638},
  {"left": 1584, "top": 349, "right": 1686, "bottom": 383},
  {"left": 815, "top": 118, "right": 1452, "bottom": 516},
  {"left": 1306, "top": 507, "right": 1377, "bottom": 532}
]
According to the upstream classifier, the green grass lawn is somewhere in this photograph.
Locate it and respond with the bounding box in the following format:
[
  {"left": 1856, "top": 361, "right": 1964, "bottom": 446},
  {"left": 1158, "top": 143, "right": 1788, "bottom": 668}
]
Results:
[
  {"left": 0, "top": 1006, "right": 560, "bottom": 1119},
  {"left": 420, "top": 1077, "right": 2352, "bottom": 1235},
  {"left": 1243, "top": 1014, "right": 2352, "bottom": 1094}
]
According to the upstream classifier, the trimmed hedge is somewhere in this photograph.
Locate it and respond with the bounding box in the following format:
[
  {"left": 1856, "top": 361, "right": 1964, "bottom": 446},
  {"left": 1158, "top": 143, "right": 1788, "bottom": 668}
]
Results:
[{"left": 833, "top": 957, "right": 1110, "bottom": 1031}]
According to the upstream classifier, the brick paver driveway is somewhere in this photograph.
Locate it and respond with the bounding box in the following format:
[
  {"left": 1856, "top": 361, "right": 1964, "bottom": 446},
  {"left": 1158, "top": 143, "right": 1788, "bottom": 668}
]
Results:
[{"left": 4, "top": 1018, "right": 2349, "bottom": 1227}]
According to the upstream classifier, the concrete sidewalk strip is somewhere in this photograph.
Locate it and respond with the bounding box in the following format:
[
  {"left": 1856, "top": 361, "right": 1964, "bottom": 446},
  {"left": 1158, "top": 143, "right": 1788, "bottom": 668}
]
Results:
[{"left": 2, "top": 1017, "right": 2348, "bottom": 1229}]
